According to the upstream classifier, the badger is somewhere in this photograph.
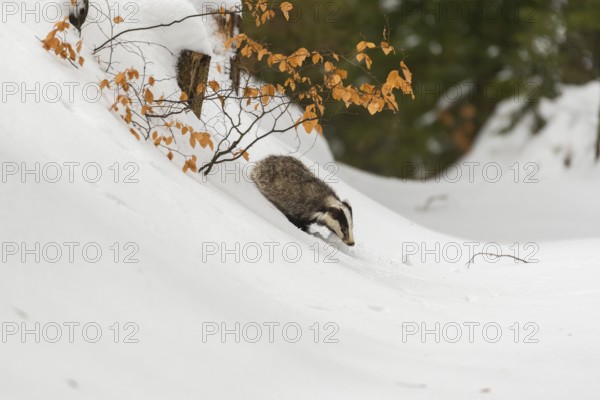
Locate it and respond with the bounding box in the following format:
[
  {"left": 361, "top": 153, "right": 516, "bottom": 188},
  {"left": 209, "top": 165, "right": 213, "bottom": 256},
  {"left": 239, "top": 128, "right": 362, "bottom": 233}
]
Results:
[{"left": 251, "top": 155, "right": 355, "bottom": 246}]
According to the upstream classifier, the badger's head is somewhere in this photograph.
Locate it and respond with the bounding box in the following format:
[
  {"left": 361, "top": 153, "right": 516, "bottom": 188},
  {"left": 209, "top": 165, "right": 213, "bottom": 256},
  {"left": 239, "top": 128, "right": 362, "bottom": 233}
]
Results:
[{"left": 316, "top": 198, "right": 355, "bottom": 246}]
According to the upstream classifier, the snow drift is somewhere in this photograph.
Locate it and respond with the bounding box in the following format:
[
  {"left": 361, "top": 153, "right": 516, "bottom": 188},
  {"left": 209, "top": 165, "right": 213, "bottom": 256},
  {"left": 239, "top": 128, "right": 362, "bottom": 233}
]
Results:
[{"left": 1, "top": 2, "right": 599, "bottom": 399}]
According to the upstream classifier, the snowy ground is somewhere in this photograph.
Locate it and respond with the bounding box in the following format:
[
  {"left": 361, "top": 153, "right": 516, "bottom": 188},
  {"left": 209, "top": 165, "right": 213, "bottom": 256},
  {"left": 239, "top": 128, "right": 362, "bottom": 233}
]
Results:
[{"left": 1, "top": 2, "right": 599, "bottom": 399}]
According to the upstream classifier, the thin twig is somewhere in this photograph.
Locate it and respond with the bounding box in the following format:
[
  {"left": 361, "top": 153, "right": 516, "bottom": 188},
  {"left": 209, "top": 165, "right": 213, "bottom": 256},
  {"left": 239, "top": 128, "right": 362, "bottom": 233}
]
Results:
[{"left": 466, "top": 253, "right": 530, "bottom": 268}]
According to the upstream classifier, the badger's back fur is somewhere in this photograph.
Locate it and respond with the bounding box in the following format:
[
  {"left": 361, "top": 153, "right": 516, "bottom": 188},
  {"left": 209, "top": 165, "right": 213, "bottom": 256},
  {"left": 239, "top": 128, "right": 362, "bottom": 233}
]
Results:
[{"left": 251, "top": 155, "right": 355, "bottom": 246}]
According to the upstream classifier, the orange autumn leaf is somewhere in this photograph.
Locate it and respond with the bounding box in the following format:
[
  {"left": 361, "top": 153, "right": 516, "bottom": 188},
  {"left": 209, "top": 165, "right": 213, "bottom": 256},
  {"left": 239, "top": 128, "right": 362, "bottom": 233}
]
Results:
[
  {"left": 127, "top": 68, "right": 140, "bottom": 80},
  {"left": 114, "top": 72, "right": 127, "bottom": 86},
  {"left": 144, "top": 88, "right": 155, "bottom": 104},
  {"left": 356, "top": 41, "right": 376, "bottom": 52},
  {"left": 400, "top": 61, "right": 413, "bottom": 85},
  {"left": 280, "top": 2, "right": 293, "bottom": 21},
  {"left": 129, "top": 128, "right": 140, "bottom": 140},
  {"left": 234, "top": 149, "right": 250, "bottom": 161},
  {"left": 209, "top": 81, "right": 220, "bottom": 92},
  {"left": 381, "top": 41, "right": 394, "bottom": 55},
  {"left": 356, "top": 53, "right": 373, "bottom": 69}
]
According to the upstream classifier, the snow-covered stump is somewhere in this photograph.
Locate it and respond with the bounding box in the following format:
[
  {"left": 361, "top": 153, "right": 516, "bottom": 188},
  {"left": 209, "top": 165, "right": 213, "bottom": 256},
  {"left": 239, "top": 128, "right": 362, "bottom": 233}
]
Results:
[
  {"left": 176, "top": 50, "right": 212, "bottom": 119},
  {"left": 215, "top": 13, "right": 243, "bottom": 93},
  {"left": 176, "top": 12, "right": 241, "bottom": 118},
  {"left": 69, "top": 0, "right": 89, "bottom": 32}
]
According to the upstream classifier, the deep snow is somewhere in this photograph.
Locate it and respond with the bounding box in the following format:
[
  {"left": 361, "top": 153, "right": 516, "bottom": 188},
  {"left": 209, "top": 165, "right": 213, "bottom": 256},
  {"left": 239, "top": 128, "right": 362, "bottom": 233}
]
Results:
[{"left": 1, "top": 2, "right": 599, "bottom": 399}]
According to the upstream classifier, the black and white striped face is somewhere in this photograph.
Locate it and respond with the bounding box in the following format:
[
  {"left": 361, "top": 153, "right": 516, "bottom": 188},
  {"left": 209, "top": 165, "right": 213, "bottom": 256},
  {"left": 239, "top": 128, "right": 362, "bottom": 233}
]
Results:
[{"left": 318, "top": 200, "right": 355, "bottom": 246}]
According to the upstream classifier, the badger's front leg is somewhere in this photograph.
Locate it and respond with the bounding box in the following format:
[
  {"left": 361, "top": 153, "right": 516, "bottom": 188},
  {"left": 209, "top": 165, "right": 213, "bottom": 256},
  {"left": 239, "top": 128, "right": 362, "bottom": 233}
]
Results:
[{"left": 285, "top": 214, "right": 311, "bottom": 232}]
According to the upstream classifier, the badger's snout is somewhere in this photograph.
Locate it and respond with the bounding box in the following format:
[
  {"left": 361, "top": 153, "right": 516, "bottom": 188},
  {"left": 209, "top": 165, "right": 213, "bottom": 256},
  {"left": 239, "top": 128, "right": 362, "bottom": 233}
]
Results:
[{"left": 343, "top": 231, "right": 355, "bottom": 246}]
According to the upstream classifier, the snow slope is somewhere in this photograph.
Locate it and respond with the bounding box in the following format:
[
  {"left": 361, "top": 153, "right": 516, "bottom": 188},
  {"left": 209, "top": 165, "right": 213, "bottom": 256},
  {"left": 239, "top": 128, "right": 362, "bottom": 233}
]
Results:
[{"left": 1, "top": 2, "right": 599, "bottom": 399}]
